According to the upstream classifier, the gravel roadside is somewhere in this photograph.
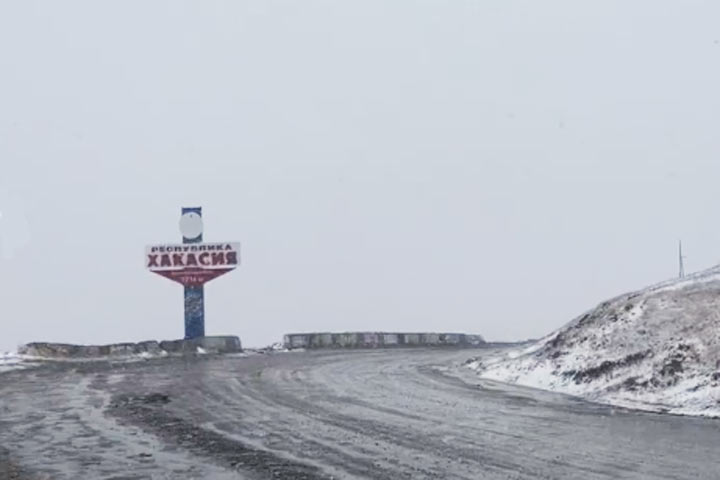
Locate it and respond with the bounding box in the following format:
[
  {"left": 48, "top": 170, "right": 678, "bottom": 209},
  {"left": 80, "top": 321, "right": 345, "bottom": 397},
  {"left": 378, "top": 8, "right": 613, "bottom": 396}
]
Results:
[{"left": 0, "top": 449, "right": 35, "bottom": 480}]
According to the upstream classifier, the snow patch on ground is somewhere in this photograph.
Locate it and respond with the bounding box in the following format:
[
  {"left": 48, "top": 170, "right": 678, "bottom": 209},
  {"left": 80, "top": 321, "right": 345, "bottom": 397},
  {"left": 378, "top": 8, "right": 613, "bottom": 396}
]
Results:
[
  {"left": 136, "top": 350, "right": 168, "bottom": 360},
  {"left": 0, "top": 350, "right": 175, "bottom": 372},
  {"left": 470, "top": 266, "right": 720, "bottom": 418},
  {"left": 0, "top": 352, "right": 30, "bottom": 373}
]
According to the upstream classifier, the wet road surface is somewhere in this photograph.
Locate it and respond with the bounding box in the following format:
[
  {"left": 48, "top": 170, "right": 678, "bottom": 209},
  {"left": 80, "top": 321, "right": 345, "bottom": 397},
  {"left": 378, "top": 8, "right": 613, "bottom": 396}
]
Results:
[{"left": 1, "top": 349, "right": 718, "bottom": 479}]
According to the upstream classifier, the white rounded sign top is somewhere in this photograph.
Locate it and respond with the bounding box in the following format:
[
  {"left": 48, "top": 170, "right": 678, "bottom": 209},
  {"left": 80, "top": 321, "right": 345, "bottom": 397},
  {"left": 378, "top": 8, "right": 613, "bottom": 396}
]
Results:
[{"left": 179, "top": 212, "right": 203, "bottom": 239}]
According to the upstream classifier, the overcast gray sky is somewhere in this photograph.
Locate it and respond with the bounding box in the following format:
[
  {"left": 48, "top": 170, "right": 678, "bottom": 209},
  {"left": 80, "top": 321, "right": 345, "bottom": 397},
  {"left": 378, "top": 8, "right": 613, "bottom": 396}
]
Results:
[{"left": 1, "top": 1, "right": 719, "bottom": 351}]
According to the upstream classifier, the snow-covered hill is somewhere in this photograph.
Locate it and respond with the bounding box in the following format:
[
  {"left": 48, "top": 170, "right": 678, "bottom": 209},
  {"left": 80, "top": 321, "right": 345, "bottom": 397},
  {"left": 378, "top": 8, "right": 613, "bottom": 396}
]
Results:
[{"left": 469, "top": 267, "right": 720, "bottom": 417}]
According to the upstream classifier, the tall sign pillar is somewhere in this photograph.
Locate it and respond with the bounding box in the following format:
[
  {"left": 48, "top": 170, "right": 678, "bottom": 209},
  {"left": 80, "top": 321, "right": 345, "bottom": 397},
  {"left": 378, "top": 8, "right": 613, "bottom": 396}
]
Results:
[
  {"left": 146, "top": 207, "right": 240, "bottom": 340},
  {"left": 180, "top": 207, "right": 205, "bottom": 339}
]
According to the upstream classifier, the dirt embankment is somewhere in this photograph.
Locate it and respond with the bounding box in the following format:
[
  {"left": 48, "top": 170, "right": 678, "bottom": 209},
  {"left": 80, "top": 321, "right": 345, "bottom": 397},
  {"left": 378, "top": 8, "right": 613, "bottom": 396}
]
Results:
[{"left": 473, "top": 266, "right": 720, "bottom": 417}]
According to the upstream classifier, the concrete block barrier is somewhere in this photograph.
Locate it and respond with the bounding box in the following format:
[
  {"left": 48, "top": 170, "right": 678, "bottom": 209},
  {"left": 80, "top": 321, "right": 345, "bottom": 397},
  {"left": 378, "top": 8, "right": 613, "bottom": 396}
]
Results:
[
  {"left": 19, "top": 335, "right": 242, "bottom": 359},
  {"left": 20, "top": 341, "right": 164, "bottom": 359},
  {"left": 282, "top": 332, "right": 486, "bottom": 350}
]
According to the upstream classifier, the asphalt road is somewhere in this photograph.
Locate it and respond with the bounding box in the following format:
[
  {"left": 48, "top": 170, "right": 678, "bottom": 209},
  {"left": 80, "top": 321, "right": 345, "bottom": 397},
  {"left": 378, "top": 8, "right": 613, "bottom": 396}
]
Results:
[{"left": 0, "top": 348, "right": 718, "bottom": 479}]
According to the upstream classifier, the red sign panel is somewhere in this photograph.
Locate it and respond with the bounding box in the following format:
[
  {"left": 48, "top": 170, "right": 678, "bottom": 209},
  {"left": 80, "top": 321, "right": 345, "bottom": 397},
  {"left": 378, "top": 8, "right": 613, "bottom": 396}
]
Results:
[{"left": 145, "top": 242, "right": 240, "bottom": 287}]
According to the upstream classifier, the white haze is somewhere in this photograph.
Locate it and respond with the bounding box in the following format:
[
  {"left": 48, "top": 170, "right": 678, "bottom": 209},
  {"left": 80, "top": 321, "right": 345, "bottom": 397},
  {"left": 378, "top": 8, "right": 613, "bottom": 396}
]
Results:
[{"left": 1, "top": 1, "right": 720, "bottom": 351}]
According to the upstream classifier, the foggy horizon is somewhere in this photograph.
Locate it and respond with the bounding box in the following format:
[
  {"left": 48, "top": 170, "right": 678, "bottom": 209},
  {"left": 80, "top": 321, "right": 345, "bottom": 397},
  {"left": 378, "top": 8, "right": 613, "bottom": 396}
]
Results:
[{"left": 2, "top": 1, "right": 720, "bottom": 352}]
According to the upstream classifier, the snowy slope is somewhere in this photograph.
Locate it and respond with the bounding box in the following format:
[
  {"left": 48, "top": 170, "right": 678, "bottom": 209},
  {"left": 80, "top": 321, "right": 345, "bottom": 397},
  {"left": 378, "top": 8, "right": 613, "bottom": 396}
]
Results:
[{"left": 469, "top": 266, "right": 720, "bottom": 417}]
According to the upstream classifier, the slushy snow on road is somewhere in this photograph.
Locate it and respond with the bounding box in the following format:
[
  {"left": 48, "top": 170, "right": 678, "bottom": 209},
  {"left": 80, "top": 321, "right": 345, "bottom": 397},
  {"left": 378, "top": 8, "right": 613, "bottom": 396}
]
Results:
[{"left": 469, "top": 266, "right": 720, "bottom": 418}]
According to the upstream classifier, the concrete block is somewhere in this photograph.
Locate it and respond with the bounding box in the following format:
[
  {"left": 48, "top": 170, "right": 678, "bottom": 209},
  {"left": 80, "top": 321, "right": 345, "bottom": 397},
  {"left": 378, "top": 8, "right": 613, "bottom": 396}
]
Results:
[
  {"left": 196, "top": 336, "right": 242, "bottom": 353},
  {"left": 404, "top": 334, "right": 421, "bottom": 345},
  {"left": 465, "top": 335, "right": 485, "bottom": 346},
  {"left": 158, "top": 339, "right": 187, "bottom": 353},
  {"left": 135, "top": 341, "right": 164, "bottom": 355},
  {"left": 383, "top": 334, "right": 399, "bottom": 345},
  {"left": 289, "top": 335, "right": 309, "bottom": 349},
  {"left": 311, "top": 333, "right": 333, "bottom": 348},
  {"left": 441, "top": 334, "right": 461, "bottom": 345},
  {"left": 108, "top": 343, "right": 136, "bottom": 356},
  {"left": 335, "top": 333, "right": 358, "bottom": 348},
  {"left": 160, "top": 336, "right": 242, "bottom": 354},
  {"left": 362, "top": 333, "right": 379, "bottom": 347}
]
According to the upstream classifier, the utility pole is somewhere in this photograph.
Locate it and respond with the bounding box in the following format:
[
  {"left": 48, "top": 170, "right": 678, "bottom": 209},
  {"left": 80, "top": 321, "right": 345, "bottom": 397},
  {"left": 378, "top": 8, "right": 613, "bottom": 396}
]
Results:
[{"left": 678, "top": 240, "right": 686, "bottom": 279}]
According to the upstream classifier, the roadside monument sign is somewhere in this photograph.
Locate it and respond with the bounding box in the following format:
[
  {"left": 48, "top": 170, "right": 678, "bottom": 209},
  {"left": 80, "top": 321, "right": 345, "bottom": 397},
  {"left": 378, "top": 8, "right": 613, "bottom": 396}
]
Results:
[{"left": 146, "top": 207, "right": 240, "bottom": 339}]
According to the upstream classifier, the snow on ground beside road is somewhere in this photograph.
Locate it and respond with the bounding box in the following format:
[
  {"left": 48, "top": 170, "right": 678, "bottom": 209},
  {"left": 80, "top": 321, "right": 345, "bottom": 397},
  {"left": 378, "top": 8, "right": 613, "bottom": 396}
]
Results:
[
  {"left": 469, "top": 266, "right": 720, "bottom": 418},
  {"left": 0, "top": 352, "right": 26, "bottom": 373},
  {"left": 0, "top": 350, "right": 175, "bottom": 373}
]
